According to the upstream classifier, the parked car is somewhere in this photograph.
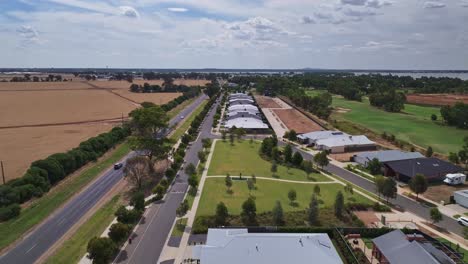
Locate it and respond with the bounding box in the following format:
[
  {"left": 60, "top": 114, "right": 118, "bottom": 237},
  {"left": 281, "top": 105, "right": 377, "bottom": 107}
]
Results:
[
  {"left": 458, "top": 217, "right": 468, "bottom": 226},
  {"left": 114, "top": 162, "right": 123, "bottom": 170}
]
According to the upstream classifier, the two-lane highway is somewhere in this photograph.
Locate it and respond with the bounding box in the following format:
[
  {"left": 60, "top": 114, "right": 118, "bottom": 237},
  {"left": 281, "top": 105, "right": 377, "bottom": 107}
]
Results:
[{"left": 0, "top": 95, "right": 207, "bottom": 264}]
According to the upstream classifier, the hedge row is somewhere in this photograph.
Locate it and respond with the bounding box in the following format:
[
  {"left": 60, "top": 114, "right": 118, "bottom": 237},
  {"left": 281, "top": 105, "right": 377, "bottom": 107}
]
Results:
[{"left": 0, "top": 90, "right": 200, "bottom": 222}]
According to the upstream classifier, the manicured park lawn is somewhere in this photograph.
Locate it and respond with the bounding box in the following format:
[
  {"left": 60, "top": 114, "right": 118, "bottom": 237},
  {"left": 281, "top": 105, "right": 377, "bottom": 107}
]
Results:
[
  {"left": 196, "top": 178, "right": 372, "bottom": 216},
  {"left": 207, "top": 140, "right": 331, "bottom": 182},
  {"left": 305, "top": 90, "right": 466, "bottom": 155}
]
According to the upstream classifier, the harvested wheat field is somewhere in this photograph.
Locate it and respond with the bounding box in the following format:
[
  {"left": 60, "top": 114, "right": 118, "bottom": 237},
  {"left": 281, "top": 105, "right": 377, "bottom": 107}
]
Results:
[
  {"left": 272, "top": 109, "right": 322, "bottom": 134},
  {"left": 255, "top": 95, "right": 282, "bottom": 108},
  {"left": 0, "top": 123, "right": 116, "bottom": 181},
  {"left": 406, "top": 93, "right": 468, "bottom": 106},
  {"left": 111, "top": 90, "right": 182, "bottom": 104},
  {"left": 0, "top": 81, "right": 93, "bottom": 91},
  {"left": 0, "top": 90, "right": 138, "bottom": 127}
]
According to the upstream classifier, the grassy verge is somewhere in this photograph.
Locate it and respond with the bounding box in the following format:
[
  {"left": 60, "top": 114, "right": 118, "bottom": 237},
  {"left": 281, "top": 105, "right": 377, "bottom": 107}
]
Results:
[
  {"left": 0, "top": 143, "right": 130, "bottom": 250},
  {"left": 170, "top": 100, "right": 208, "bottom": 141},
  {"left": 171, "top": 218, "right": 188, "bottom": 238},
  {"left": 44, "top": 195, "right": 122, "bottom": 264},
  {"left": 436, "top": 237, "right": 468, "bottom": 262}
]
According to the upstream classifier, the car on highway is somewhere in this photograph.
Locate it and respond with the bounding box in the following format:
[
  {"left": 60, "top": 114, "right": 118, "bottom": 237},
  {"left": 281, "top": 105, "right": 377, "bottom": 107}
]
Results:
[
  {"left": 458, "top": 216, "right": 468, "bottom": 226},
  {"left": 114, "top": 162, "right": 123, "bottom": 170},
  {"left": 180, "top": 115, "right": 184, "bottom": 119}
]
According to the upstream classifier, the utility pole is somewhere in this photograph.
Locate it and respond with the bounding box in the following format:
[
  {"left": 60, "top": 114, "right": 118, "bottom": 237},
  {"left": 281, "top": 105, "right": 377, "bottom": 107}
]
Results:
[{"left": 1, "top": 161, "right": 5, "bottom": 185}]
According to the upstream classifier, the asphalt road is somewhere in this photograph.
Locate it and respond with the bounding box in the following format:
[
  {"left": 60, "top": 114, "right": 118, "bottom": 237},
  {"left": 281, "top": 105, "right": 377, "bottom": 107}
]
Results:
[
  {"left": 0, "top": 95, "right": 207, "bottom": 264},
  {"left": 285, "top": 142, "right": 464, "bottom": 236},
  {"left": 114, "top": 95, "right": 220, "bottom": 264}
]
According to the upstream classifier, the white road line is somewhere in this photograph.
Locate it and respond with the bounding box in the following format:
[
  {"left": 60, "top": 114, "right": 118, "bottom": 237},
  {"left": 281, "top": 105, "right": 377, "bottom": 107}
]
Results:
[
  {"left": 26, "top": 243, "right": 37, "bottom": 254},
  {"left": 57, "top": 217, "right": 66, "bottom": 226}
]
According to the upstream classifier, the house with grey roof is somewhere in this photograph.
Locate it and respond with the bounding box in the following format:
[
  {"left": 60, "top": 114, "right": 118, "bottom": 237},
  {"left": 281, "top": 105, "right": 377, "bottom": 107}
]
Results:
[
  {"left": 193, "top": 228, "right": 343, "bottom": 264},
  {"left": 315, "top": 135, "right": 376, "bottom": 153},
  {"left": 297, "top": 130, "right": 349, "bottom": 145},
  {"left": 353, "top": 150, "right": 424, "bottom": 167},
  {"left": 372, "top": 229, "right": 455, "bottom": 264}
]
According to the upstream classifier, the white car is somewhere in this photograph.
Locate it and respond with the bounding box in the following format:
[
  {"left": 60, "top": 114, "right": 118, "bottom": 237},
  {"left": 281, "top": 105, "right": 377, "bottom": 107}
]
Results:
[
  {"left": 458, "top": 216, "right": 468, "bottom": 226},
  {"left": 180, "top": 115, "right": 184, "bottom": 119}
]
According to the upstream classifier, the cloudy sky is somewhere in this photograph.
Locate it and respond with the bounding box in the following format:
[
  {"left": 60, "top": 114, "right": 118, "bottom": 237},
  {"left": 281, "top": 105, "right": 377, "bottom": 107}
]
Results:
[{"left": 0, "top": 0, "right": 467, "bottom": 69}]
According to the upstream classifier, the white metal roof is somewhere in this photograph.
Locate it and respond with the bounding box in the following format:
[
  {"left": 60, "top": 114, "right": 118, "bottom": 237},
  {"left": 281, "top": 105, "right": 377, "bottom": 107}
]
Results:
[
  {"left": 228, "top": 104, "right": 259, "bottom": 112},
  {"left": 297, "top": 130, "right": 348, "bottom": 142},
  {"left": 316, "top": 135, "right": 375, "bottom": 148},
  {"left": 226, "top": 109, "right": 260, "bottom": 116},
  {"left": 224, "top": 118, "right": 268, "bottom": 129},
  {"left": 195, "top": 229, "right": 343, "bottom": 264}
]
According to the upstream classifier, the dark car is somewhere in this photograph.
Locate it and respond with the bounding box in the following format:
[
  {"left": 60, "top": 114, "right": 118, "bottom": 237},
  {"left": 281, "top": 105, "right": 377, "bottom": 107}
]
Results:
[{"left": 114, "top": 162, "right": 123, "bottom": 170}]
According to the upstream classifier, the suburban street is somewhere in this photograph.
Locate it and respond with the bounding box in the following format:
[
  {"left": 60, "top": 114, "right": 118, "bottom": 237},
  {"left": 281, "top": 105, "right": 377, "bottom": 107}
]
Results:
[
  {"left": 0, "top": 95, "right": 207, "bottom": 264},
  {"left": 287, "top": 143, "right": 464, "bottom": 236},
  {"left": 114, "top": 96, "right": 219, "bottom": 264}
]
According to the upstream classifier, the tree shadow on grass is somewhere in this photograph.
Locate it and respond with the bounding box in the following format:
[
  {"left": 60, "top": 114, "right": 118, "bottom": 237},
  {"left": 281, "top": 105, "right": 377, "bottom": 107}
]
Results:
[
  {"left": 272, "top": 174, "right": 280, "bottom": 178},
  {"left": 289, "top": 201, "right": 299, "bottom": 207}
]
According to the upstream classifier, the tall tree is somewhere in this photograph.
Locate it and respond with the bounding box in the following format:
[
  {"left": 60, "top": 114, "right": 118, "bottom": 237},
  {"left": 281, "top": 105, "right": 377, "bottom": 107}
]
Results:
[
  {"left": 288, "top": 189, "right": 297, "bottom": 205},
  {"left": 241, "top": 197, "right": 257, "bottom": 225},
  {"left": 409, "top": 174, "right": 428, "bottom": 198},
  {"left": 314, "top": 151, "right": 329, "bottom": 169},
  {"left": 426, "top": 146, "right": 433, "bottom": 157},
  {"left": 124, "top": 156, "right": 150, "bottom": 190},
  {"left": 271, "top": 161, "right": 277, "bottom": 176},
  {"left": 302, "top": 160, "right": 314, "bottom": 179},
  {"left": 366, "top": 158, "right": 382, "bottom": 175},
  {"left": 246, "top": 179, "right": 255, "bottom": 196},
  {"left": 334, "top": 191, "right": 344, "bottom": 218},
  {"left": 215, "top": 202, "right": 229, "bottom": 226},
  {"left": 272, "top": 200, "right": 284, "bottom": 226},
  {"left": 292, "top": 152, "right": 304, "bottom": 167},
  {"left": 284, "top": 144, "right": 293, "bottom": 164},
  {"left": 382, "top": 177, "right": 397, "bottom": 202},
  {"left": 185, "top": 163, "right": 196, "bottom": 176},
  {"left": 308, "top": 194, "right": 319, "bottom": 225},
  {"left": 225, "top": 174, "right": 232, "bottom": 193},
  {"left": 375, "top": 176, "right": 386, "bottom": 199},
  {"left": 314, "top": 185, "right": 321, "bottom": 196},
  {"left": 87, "top": 237, "right": 117, "bottom": 264},
  {"left": 430, "top": 207, "right": 442, "bottom": 224}
]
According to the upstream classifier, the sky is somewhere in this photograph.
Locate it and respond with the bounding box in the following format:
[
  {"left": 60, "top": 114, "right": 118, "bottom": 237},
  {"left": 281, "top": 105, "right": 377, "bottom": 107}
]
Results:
[{"left": 0, "top": 0, "right": 467, "bottom": 70}]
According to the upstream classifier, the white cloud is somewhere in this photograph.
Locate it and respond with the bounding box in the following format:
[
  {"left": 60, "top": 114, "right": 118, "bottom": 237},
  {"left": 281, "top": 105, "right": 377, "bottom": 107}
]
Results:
[
  {"left": 341, "top": 0, "right": 367, "bottom": 6},
  {"left": 343, "top": 9, "right": 377, "bottom": 17},
  {"left": 366, "top": 0, "right": 392, "bottom": 8},
  {"left": 119, "top": 6, "right": 139, "bottom": 18},
  {"left": 167, "top": 7, "right": 188, "bottom": 12},
  {"left": 16, "top": 25, "right": 43, "bottom": 46},
  {"left": 423, "top": 1, "right": 446, "bottom": 8},
  {"left": 301, "top": 16, "right": 316, "bottom": 24},
  {"left": 461, "top": 1, "right": 468, "bottom": 7}
]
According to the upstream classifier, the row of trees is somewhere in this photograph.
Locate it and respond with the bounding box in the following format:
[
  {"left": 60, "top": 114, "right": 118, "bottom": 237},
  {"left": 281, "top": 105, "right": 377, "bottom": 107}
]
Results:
[
  {"left": 7, "top": 74, "right": 66, "bottom": 82},
  {"left": 129, "top": 83, "right": 200, "bottom": 93},
  {"left": 440, "top": 103, "right": 468, "bottom": 129},
  {"left": 0, "top": 126, "right": 130, "bottom": 221}
]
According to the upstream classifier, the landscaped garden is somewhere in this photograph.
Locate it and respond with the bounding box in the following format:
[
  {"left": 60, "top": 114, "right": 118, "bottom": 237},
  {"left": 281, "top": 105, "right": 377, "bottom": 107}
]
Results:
[{"left": 207, "top": 140, "right": 332, "bottom": 182}]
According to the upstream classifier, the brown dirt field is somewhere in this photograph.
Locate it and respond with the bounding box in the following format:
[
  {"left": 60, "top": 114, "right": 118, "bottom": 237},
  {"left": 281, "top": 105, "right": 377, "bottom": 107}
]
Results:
[
  {"left": 354, "top": 211, "right": 379, "bottom": 227},
  {"left": 424, "top": 184, "right": 468, "bottom": 204},
  {"left": 255, "top": 95, "right": 282, "bottom": 108},
  {"left": 0, "top": 90, "right": 138, "bottom": 127},
  {"left": 272, "top": 109, "right": 322, "bottom": 134},
  {"left": 110, "top": 90, "right": 182, "bottom": 104},
  {"left": 0, "top": 123, "right": 116, "bottom": 181},
  {"left": 406, "top": 93, "right": 468, "bottom": 106},
  {"left": 0, "top": 81, "right": 92, "bottom": 90}
]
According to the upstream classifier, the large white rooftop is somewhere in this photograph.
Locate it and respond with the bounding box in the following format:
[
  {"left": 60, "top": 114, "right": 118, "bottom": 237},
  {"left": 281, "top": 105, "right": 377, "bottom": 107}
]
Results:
[
  {"left": 316, "top": 135, "right": 375, "bottom": 148},
  {"left": 194, "top": 229, "right": 343, "bottom": 264},
  {"left": 228, "top": 104, "right": 259, "bottom": 112},
  {"left": 297, "top": 130, "right": 348, "bottom": 142},
  {"left": 224, "top": 118, "right": 268, "bottom": 129}
]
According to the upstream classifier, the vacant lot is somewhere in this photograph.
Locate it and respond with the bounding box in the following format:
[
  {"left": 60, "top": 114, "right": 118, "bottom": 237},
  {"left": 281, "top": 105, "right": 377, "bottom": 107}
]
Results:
[
  {"left": 0, "top": 123, "right": 116, "bottom": 181},
  {"left": 197, "top": 178, "right": 371, "bottom": 216},
  {"left": 273, "top": 109, "right": 322, "bottom": 134},
  {"left": 406, "top": 93, "right": 468, "bottom": 106},
  {"left": 0, "top": 90, "right": 137, "bottom": 127},
  {"left": 329, "top": 96, "right": 465, "bottom": 154},
  {"left": 255, "top": 95, "right": 282, "bottom": 108},
  {"left": 424, "top": 184, "right": 468, "bottom": 204},
  {"left": 208, "top": 140, "right": 331, "bottom": 182}
]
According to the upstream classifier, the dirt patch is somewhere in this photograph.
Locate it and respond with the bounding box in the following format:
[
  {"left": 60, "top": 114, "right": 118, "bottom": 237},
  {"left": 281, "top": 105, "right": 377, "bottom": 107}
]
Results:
[
  {"left": 0, "top": 123, "right": 117, "bottom": 181},
  {"left": 354, "top": 211, "right": 379, "bottom": 227},
  {"left": 406, "top": 93, "right": 468, "bottom": 106},
  {"left": 0, "top": 81, "right": 92, "bottom": 91},
  {"left": 329, "top": 152, "right": 359, "bottom": 162},
  {"left": 334, "top": 107, "right": 351, "bottom": 113},
  {"left": 0, "top": 90, "right": 137, "bottom": 127},
  {"left": 424, "top": 184, "right": 468, "bottom": 204},
  {"left": 272, "top": 109, "right": 322, "bottom": 134},
  {"left": 255, "top": 95, "right": 282, "bottom": 108}
]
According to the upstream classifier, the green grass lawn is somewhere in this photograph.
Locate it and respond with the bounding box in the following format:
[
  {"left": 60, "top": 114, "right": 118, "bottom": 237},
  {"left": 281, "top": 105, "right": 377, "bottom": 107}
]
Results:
[
  {"left": 196, "top": 178, "right": 372, "bottom": 216},
  {"left": 44, "top": 195, "right": 122, "bottom": 264},
  {"left": 325, "top": 95, "right": 466, "bottom": 154},
  {"left": 0, "top": 143, "right": 130, "bottom": 250},
  {"left": 208, "top": 140, "right": 331, "bottom": 182},
  {"left": 170, "top": 100, "right": 208, "bottom": 141},
  {"left": 171, "top": 218, "right": 188, "bottom": 237},
  {"left": 436, "top": 237, "right": 468, "bottom": 262}
]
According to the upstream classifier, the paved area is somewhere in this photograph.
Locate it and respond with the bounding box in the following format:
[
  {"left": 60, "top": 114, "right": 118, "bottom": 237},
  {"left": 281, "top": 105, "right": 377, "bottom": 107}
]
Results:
[{"left": 113, "top": 95, "right": 220, "bottom": 264}]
